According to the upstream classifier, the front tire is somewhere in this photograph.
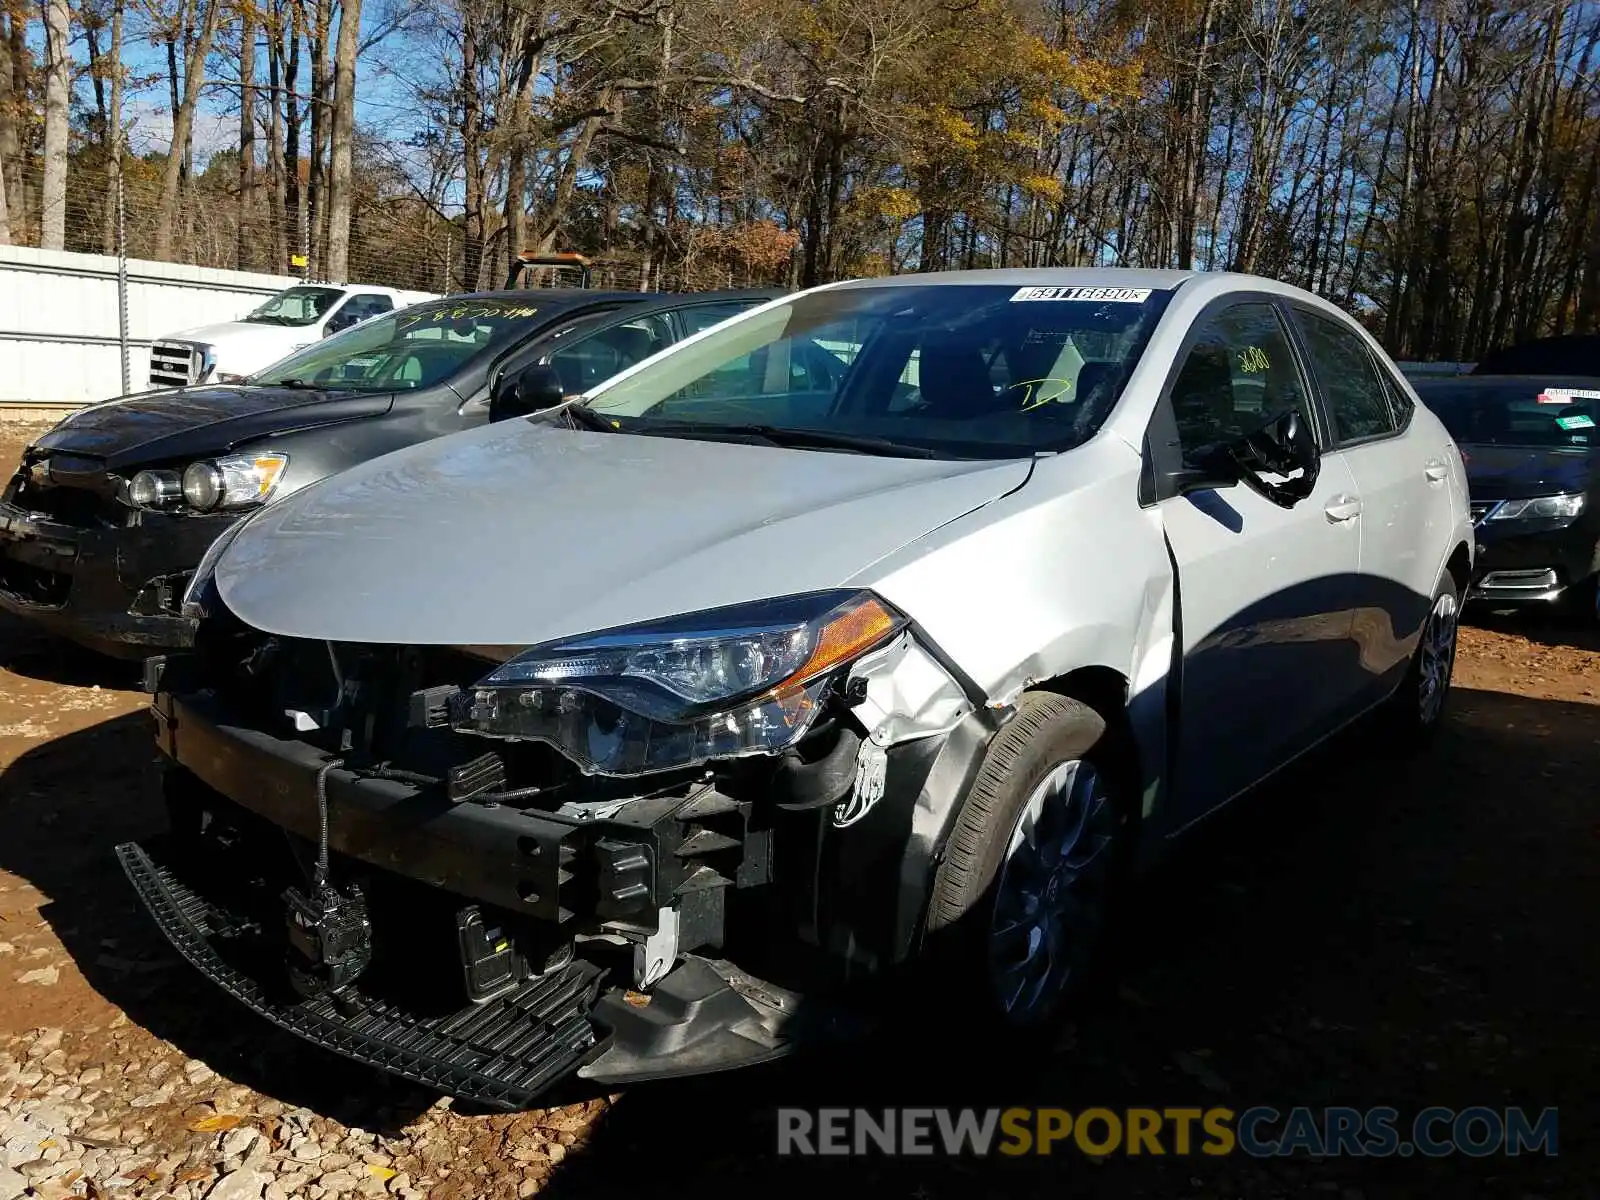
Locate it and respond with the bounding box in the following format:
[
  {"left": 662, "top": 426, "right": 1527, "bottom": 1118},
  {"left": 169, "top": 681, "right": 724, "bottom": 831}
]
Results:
[{"left": 925, "top": 693, "right": 1132, "bottom": 1029}]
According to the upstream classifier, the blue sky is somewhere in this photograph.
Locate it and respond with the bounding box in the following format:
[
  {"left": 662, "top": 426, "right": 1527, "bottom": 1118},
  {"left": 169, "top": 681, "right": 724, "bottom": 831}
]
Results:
[{"left": 78, "top": 7, "right": 439, "bottom": 183}]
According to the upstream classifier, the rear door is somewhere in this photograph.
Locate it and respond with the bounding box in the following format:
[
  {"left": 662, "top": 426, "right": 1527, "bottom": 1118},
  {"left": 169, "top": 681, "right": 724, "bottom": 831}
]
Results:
[
  {"left": 1290, "top": 306, "right": 1447, "bottom": 700},
  {"left": 1148, "top": 297, "right": 1365, "bottom": 823}
]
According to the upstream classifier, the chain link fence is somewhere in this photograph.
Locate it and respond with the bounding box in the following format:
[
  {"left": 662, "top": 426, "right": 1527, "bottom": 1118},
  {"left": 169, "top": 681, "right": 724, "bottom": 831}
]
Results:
[{"left": 1, "top": 161, "right": 789, "bottom": 298}]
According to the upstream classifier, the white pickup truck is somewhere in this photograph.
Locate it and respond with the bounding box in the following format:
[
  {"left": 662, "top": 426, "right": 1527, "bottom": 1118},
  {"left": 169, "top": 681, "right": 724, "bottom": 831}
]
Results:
[{"left": 147, "top": 282, "right": 438, "bottom": 389}]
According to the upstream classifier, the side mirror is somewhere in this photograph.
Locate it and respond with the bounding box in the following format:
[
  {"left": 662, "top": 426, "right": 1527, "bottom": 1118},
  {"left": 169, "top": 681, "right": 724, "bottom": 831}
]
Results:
[
  {"left": 1231, "top": 408, "right": 1321, "bottom": 508},
  {"left": 489, "top": 363, "right": 567, "bottom": 422}
]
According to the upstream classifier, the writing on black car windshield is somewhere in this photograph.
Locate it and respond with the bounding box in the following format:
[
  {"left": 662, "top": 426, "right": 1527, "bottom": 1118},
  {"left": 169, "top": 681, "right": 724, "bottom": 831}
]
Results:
[
  {"left": 582, "top": 283, "right": 1168, "bottom": 457},
  {"left": 1424, "top": 382, "right": 1598, "bottom": 449},
  {"left": 251, "top": 300, "right": 542, "bottom": 391},
  {"left": 243, "top": 286, "right": 345, "bottom": 327}
]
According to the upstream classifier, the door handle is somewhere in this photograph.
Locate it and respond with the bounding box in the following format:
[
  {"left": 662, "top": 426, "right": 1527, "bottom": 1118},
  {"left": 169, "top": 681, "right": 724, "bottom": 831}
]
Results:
[
  {"left": 1424, "top": 459, "right": 1448, "bottom": 482},
  {"left": 1324, "top": 494, "right": 1362, "bottom": 522}
]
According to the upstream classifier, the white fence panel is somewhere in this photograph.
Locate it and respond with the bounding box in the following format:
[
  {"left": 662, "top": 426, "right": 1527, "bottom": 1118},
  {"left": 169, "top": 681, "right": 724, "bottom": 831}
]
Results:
[{"left": 0, "top": 245, "right": 433, "bottom": 406}]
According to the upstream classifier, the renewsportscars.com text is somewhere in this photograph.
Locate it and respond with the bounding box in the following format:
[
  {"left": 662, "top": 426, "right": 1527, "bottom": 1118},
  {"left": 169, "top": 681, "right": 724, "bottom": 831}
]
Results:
[{"left": 775, "top": 1106, "right": 1558, "bottom": 1158}]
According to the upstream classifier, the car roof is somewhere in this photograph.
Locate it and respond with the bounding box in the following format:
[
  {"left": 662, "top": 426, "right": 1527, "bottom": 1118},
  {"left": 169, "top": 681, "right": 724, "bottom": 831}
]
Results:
[
  {"left": 824, "top": 267, "right": 1201, "bottom": 291},
  {"left": 403, "top": 286, "right": 786, "bottom": 314}
]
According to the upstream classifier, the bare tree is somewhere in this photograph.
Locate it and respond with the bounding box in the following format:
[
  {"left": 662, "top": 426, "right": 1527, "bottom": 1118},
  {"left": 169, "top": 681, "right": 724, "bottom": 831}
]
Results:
[
  {"left": 239, "top": 0, "right": 258, "bottom": 268},
  {"left": 101, "top": 0, "right": 125, "bottom": 254},
  {"left": 39, "top": 0, "right": 71, "bottom": 250},
  {"left": 323, "top": 0, "right": 362, "bottom": 279}
]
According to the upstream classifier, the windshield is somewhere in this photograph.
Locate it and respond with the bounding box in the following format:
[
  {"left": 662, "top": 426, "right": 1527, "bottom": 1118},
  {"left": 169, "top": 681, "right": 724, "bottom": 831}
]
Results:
[
  {"left": 243, "top": 286, "right": 346, "bottom": 327},
  {"left": 251, "top": 298, "right": 546, "bottom": 391},
  {"left": 580, "top": 283, "right": 1172, "bottom": 457},
  {"left": 1417, "top": 380, "right": 1599, "bottom": 450}
]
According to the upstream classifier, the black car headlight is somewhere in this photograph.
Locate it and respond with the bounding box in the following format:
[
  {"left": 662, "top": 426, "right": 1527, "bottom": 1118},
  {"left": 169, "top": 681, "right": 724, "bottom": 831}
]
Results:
[
  {"left": 453, "top": 590, "right": 906, "bottom": 776},
  {"left": 1486, "top": 492, "right": 1586, "bottom": 522},
  {"left": 181, "top": 452, "right": 288, "bottom": 511}
]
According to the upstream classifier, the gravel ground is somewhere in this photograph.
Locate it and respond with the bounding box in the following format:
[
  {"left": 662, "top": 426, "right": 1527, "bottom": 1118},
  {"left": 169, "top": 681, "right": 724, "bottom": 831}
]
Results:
[{"left": 1, "top": 417, "right": 1597, "bottom": 1199}]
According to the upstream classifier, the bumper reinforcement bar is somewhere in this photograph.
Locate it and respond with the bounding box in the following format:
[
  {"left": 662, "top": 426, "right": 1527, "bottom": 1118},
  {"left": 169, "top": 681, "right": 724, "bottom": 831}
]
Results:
[{"left": 115, "top": 840, "right": 604, "bottom": 1110}]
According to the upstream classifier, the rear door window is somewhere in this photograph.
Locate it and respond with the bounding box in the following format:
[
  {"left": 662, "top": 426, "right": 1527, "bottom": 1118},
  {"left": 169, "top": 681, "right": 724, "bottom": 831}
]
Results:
[{"left": 1295, "top": 312, "right": 1399, "bottom": 444}]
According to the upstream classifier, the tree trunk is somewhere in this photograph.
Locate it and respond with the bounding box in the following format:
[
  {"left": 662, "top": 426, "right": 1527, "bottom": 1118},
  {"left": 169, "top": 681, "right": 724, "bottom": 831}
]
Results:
[
  {"left": 305, "top": 0, "right": 331, "bottom": 275},
  {"left": 323, "top": 0, "right": 361, "bottom": 280},
  {"left": 460, "top": 19, "right": 484, "bottom": 290},
  {"left": 238, "top": 0, "right": 257, "bottom": 269},
  {"left": 0, "top": 10, "right": 23, "bottom": 224},
  {"left": 0, "top": 9, "right": 14, "bottom": 245},
  {"left": 284, "top": 1, "right": 304, "bottom": 268},
  {"left": 101, "top": 0, "right": 124, "bottom": 255},
  {"left": 267, "top": 0, "right": 287, "bottom": 268},
  {"left": 155, "top": 0, "right": 221, "bottom": 259},
  {"left": 39, "top": 0, "right": 72, "bottom": 250}
]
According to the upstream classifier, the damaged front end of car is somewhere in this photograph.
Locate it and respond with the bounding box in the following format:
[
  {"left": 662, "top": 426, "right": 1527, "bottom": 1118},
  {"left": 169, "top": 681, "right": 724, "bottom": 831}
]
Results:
[{"left": 117, "top": 572, "right": 978, "bottom": 1108}]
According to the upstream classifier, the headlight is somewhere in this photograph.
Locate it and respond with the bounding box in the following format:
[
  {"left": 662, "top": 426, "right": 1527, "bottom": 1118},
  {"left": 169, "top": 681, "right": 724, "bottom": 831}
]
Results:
[
  {"left": 128, "top": 469, "right": 181, "bottom": 508},
  {"left": 1488, "top": 492, "right": 1586, "bottom": 521},
  {"left": 180, "top": 452, "right": 288, "bottom": 511},
  {"left": 453, "top": 590, "right": 906, "bottom": 776}
]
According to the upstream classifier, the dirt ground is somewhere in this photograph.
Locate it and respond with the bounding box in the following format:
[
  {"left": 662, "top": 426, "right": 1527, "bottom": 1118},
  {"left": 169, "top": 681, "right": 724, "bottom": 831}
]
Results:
[{"left": 1, "top": 415, "right": 1597, "bottom": 1200}]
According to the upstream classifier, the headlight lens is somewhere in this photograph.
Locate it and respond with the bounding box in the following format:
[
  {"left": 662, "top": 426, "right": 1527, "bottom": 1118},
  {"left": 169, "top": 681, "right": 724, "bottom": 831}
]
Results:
[
  {"left": 128, "top": 469, "right": 181, "bottom": 508},
  {"left": 1488, "top": 492, "right": 1586, "bottom": 521},
  {"left": 181, "top": 452, "right": 288, "bottom": 511},
  {"left": 454, "top": 590, "right": 905, "bottom": 776},
  {"left": 182, "top": 461, "right": 224, "bottom": 509}
]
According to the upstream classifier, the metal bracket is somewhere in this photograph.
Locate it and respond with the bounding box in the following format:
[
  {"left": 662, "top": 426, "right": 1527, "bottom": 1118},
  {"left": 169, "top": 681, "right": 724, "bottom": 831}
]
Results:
[{"left": 631, "top": 906, "right": 680, "bottom": 990}]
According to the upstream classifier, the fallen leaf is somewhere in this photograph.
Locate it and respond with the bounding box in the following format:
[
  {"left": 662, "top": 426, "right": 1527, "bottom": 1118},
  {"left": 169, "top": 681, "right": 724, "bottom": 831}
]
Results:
[
  {"left": 366, "top": 1165, "right": 397, "bottom": 1182},
  {"left": 187, "top": 1114, "right": 243, "bottom": 1133},
  {"left": 175, "top": 1167, "right": 214, "bottom": 1184}
]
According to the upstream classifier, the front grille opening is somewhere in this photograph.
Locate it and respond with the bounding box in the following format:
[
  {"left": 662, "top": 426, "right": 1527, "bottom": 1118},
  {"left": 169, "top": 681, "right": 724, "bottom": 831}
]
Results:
[
  {"left": 10, "top": 477, "right": 123, "bottom": 530},
  {"left": 0, "top": 558, "right": 71, "bottom": 607}
]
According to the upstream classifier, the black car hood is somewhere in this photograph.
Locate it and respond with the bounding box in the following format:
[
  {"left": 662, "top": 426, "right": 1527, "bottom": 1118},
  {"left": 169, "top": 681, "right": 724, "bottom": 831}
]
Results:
[
  {"left": 34, "top": 386, "right": 397, "bottom": 470},
  {"left": 1460, "top": 443, "right": 1598, "bottom": 499}
]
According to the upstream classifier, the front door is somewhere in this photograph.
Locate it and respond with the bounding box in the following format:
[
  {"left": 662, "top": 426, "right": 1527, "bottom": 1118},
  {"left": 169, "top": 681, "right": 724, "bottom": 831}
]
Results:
[{"left": 1153, "top": 300, "right": 1365, "bottom": 823}]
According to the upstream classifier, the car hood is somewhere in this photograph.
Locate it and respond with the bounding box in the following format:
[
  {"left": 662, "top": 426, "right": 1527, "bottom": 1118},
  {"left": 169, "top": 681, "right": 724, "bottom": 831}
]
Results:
[
  {"left": 164, "top": 320, "right": 313, "bottom": 349},
  {"left": 216, "top": 421, "right": 1033, "bottom": 647},
  {"left": 1460, "top": 443, "right": 1597, "bottom": 500},
  {"left": 34, "top": 386, "right": 396, "bottom": 471}
]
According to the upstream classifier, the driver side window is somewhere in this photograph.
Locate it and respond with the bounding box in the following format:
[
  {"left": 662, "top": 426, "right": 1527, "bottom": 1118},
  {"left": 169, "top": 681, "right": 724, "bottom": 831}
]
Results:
[
  {"left": 547, "top": 314, "right": 672, "bottom": 394},
  {"left": 1170, "top": 304, "right": 1309, "bottom": 467}
]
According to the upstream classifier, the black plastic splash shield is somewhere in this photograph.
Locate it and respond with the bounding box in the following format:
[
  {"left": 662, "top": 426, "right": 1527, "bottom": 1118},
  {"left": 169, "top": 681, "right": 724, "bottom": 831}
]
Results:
[{"left": 115, "top": 840, "right": 603, "bottom": 1110}]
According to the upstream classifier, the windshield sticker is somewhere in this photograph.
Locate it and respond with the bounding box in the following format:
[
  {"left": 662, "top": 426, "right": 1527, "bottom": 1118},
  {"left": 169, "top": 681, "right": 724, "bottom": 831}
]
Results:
[
  {"left": 1010, "top": 285, "right": 1152, "bottom": 303},
  {"left": 398, "top": 302, "right": 538, "bottom": 329},
  {"left": 1556, "top": 413, "right": 1595, "bottom": 430},
  {"left": 1236, "top": 346, "right": 1271, "bottom": 374},
  {"left": 1537, "top": 387, "right": 1600, "bottom": 404}
]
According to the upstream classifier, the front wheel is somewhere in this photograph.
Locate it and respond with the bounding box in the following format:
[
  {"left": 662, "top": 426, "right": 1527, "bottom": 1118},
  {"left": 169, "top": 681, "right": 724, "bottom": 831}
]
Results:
[{"left": 924, "top": 693, "right": 1133, "bottom": 1029}]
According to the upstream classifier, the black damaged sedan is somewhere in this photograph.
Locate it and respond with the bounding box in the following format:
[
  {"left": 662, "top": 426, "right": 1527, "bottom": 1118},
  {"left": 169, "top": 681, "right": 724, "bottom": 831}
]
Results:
[
  {"left": 1413, "top": 375, "right": 1600, "bottom": 614},
  {"left": 0, "top": 286, "right": 780, "bottom": 656}
]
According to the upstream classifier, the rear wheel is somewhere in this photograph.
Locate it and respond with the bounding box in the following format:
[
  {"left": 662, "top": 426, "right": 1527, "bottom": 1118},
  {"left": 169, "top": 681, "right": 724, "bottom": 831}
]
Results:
[
  {"left": 925, "top": 693, "right": 1133, "bottom": 1029},
  {"left": 1381, "top": 571, "right": 1460, "bottom": 746}
]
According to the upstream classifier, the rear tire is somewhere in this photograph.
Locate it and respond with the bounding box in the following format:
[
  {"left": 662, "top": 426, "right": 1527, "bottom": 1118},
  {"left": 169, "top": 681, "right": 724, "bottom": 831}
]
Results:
[
  {"left": 924, "top": 692, "right": 1134, "bottom": 1031},
  {"left": 1380, "top": 571, "right": 1460, "bottom": 748}
]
